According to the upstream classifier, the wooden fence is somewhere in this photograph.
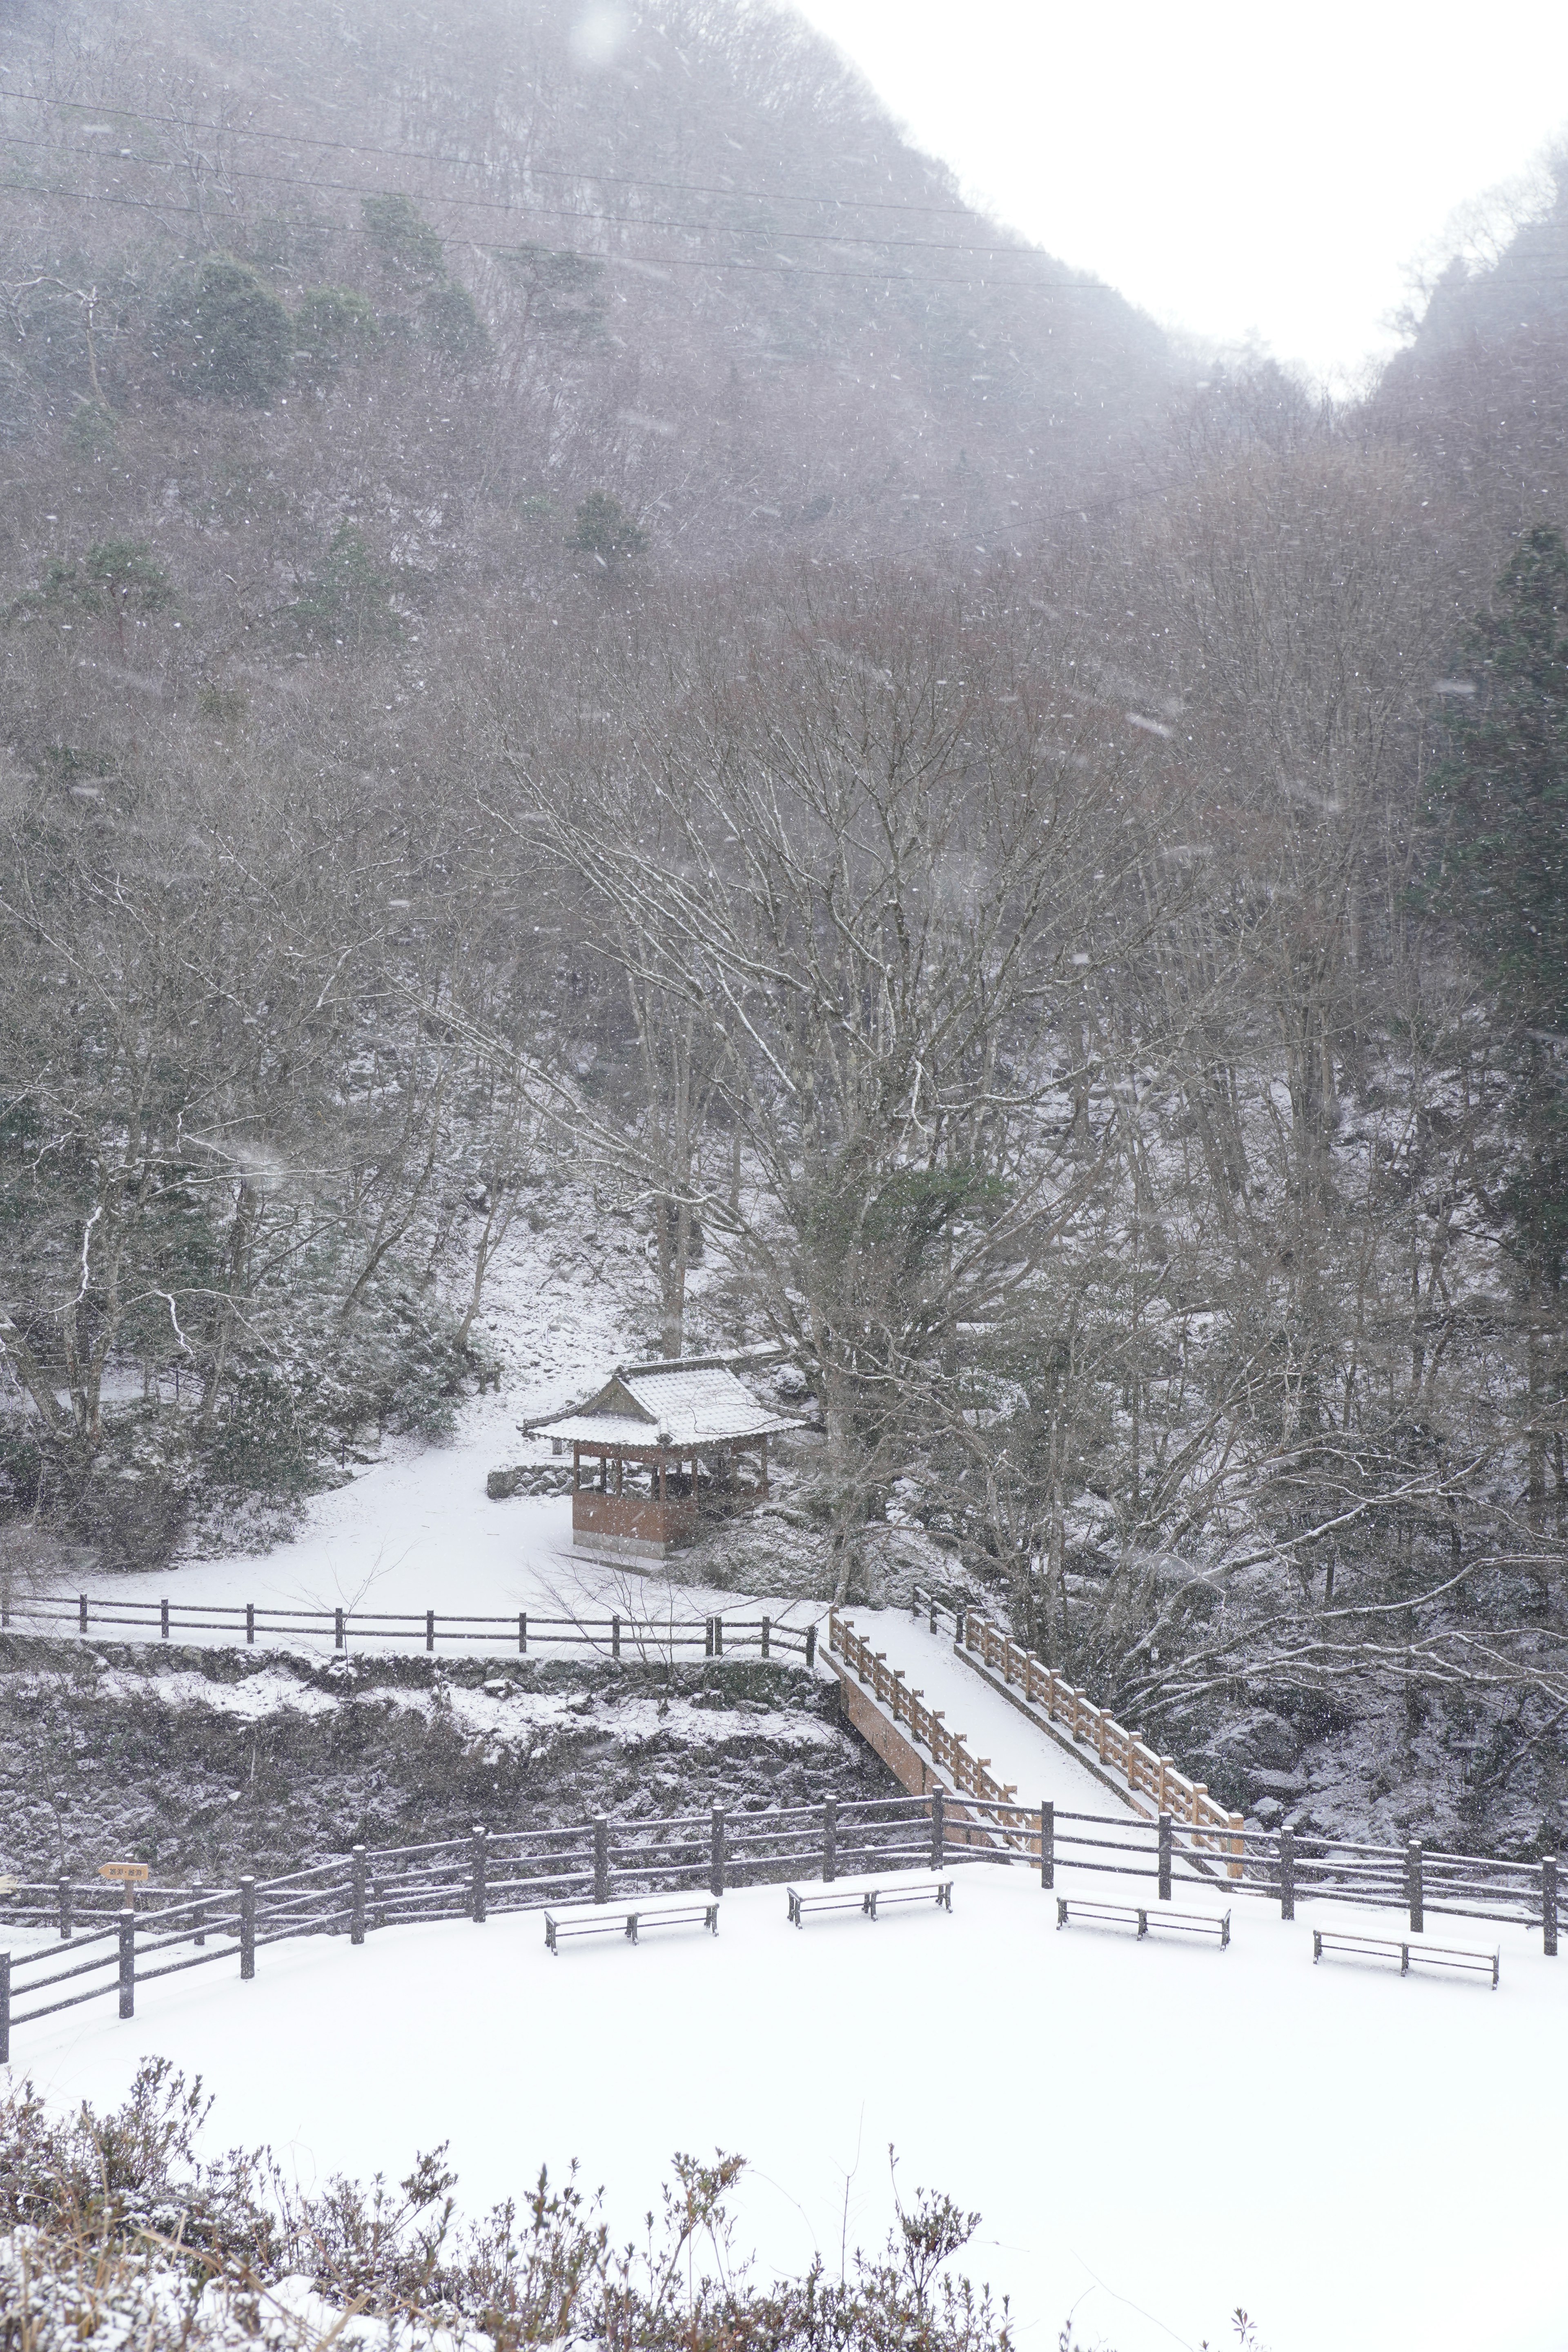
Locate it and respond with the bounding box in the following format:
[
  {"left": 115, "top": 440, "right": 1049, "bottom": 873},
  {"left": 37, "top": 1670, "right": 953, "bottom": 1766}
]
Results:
[
  {"left": 2, "top": 1789, "right": 1557, "bottom": 2061},
  {"left": 2, "top": 1594, "right": 817, "bottom": 1664},
  {"left": 909, "top": 1587, "right": 1248, "bottom": 1853}
]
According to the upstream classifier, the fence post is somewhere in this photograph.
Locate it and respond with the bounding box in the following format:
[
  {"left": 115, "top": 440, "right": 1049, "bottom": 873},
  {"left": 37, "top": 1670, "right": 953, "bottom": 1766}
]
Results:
[
  {"left": 1407, "top": 1840, "right": 1424, "bottom": 1936},
  {"left": 245, "top": 1602, "right": 255, "bottom": 1646},
  {"left": 239, "top": 1878, "right": 256, "bottom": 1980},
  {"left": 471, "top": 1826, "right": 488, "bottom": 1924},
  {"left": 79, "top": 1592, "right": 88, "bottom": 1635},
  {"left": 0, "top": 1950, "right": 9, "bottom": 2067},
  {"left": 761, "top": 1615, "right": 770, "bottom": 1659},
  {"left": 823, "top": 1797, "right": 837, "bottom": 1883},
  {"left": 705, "top": 1616, "right": 714, "bottom": 1659},
  {"left": 160, "top": 1597, "right": 169, "bottom": 1640},
  {"left": 612, "top": 1613, "right": 621, "bottom": 1661},
  {"left": 930, "top": 1788, "right": 945, "bottom": 1869},
  {"left": 593, "top": 1816, "right": 609, "bottom": 1906},
  {"left": 714, "top": 1615, "right": 724, "bottom": 1657},
  {"left": 1158, "top": 1813, "right": 1173, "bottom": 1902},
  {"left": 1279, "top": 1826, "right": 1296, "bottom": 1922},
  {"left": 1544, "top": 1855, "right": 1559, "bottom": 1958},
  {"left": 351, "top": 1846, "right": 367, "bottom": 1946},
  {"left": 426, "top": 1610, "right": 435, "bottom": 1654},
  {"left": 1041, "top": 1799, "right": 1055, "bottom": 1890},
  {"left": 929, "top": 1592, "right": 938, "bottom": 1634},
  {"left": 193, "top": 1895, "right": 206, "bottom": 1948},
  {"left": 334, "top": 1608, "right": 345, "bottom": 1651},
  {"left": 710, "top": 1805, "right": 726, "bottom": 1897},
  {"left": 58, "top": 1876, "right": 72, "bottom": 1940},
  {"left": 118, "top": 1910, "right": 135, "bottom": 2018},
  {"left": 805, "top": 1621, "right": 817, "bottom": 1668},
  {"left": 519, "top": 1611, "right": 527, "bottom": 1655}
]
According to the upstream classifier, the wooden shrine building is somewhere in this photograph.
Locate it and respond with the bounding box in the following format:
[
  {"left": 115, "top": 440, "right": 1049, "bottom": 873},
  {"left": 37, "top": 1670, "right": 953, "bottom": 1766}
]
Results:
[{"left": 530, "top": 1355, "right": 804, "bottom": 1562}]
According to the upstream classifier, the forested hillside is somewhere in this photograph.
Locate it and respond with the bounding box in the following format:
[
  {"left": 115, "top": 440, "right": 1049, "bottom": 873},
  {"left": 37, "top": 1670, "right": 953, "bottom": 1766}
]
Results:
[{"left": 2, "top": 0, "right": 1567, "bottom": 1858}]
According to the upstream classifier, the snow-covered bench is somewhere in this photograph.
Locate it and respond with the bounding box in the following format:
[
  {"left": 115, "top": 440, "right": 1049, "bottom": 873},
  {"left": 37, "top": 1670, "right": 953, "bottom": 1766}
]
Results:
[
  {"left": 1056, "top": 1897, "right": 1230, "bottom": 1949},
  {"left": 786, "top": 1873, "right": 953, "bottom": 1927},
  {"left": 543, "top": 1897, "right": 719, "bottom": 1953},
  {"left": 1312, "top": 1928, "right": 1499, "bottom": 1988}
]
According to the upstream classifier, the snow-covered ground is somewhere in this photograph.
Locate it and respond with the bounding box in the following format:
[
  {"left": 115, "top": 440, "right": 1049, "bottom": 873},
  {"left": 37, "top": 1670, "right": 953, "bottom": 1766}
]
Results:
[
  {"left": 8, "top": 1862, "right": 1561, "bottom": 2352},
  {"left": 20, "top": 1385, "right": 817, "bottom": 1652}
]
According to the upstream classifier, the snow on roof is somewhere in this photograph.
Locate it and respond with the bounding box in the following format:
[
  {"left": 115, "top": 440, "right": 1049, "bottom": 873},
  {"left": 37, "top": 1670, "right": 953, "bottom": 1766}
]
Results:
[{"left": 531, "top": 1356, "right": 804, "bottom": 1449}]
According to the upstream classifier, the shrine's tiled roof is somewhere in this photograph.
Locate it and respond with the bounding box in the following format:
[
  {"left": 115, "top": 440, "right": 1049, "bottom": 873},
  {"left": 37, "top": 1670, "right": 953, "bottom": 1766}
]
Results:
[{"left": 530, "top": 1357, "right": 804, "bottom": 1449}]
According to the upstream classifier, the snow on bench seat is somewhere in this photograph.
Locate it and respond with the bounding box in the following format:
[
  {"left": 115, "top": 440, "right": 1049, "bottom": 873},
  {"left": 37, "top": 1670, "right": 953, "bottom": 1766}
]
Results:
[
  {"left": 543, "top": 1897, "right": 719, "bottom": 1953},
  {"left": 1056, "top": 1896, "right": 1231, "bottom": 1949},
  {"left": 1312, "top": 1928, "right": 1499, "bottom": 1988},
  {"left": 786, "top": 1872, "right": 953, "bottom": 1927}
]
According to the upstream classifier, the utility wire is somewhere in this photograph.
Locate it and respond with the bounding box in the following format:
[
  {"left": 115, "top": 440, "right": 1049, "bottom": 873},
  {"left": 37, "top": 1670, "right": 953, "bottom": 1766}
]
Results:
[
  {"left": 0, "top": 86, "right": 1018, "bottom": 223},
  {"left": 0, "top": 133, "right": 1128, "bottom": 284}
]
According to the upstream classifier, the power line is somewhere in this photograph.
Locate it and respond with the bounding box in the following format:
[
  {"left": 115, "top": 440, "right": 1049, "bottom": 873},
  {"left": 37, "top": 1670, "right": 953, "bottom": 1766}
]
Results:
[
  {"left": 0, "top": 130, "right": 1121, "bottom": 282},
  {"left": 0, "top": 109, "right": 1126, "bottom": 285},
  {"left": 0, "top": 86, "right": 1011, "bottom": 225},
  {"left": 0, "top": 176, "right": 1134, "bottom": 299}
]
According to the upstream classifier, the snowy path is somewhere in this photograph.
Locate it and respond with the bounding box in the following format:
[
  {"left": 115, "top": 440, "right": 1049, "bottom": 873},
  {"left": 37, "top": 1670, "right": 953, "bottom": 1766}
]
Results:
[
  {"left": 833, "top": 1610, "right": 1130, "bottom": 1816},
  {"left": 10, "top": 1865, "right": 1564, "bottom": 2352},
  {"left": 23, "top": 1393, "right": 819, "bottom": 1654}
]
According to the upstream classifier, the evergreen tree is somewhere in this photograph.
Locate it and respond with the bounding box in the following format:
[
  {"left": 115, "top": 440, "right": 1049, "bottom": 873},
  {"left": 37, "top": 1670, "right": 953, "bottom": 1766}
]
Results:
[{"left": 1427, "top": 524, "right": 1568, "bottom": 1496}]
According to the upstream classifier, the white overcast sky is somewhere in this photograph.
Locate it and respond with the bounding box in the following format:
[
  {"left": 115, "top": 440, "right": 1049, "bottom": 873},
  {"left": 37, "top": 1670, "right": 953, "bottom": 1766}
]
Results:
[{"left": 788, "top": 0, "right": 1568, "bottom": 385}]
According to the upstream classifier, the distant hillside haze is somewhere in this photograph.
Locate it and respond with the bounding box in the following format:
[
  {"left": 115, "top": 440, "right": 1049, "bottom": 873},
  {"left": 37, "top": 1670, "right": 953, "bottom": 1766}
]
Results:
[{"left": 0, "top": 0, "right": 1184, "bottom": 580}]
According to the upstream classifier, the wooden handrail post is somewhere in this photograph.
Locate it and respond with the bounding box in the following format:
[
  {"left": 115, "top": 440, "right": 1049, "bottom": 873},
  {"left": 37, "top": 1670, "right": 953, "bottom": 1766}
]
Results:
[
  {"left": 1227, "top": 1811, "right": 1245, "bottom": 1880},
  {"left": 761, "top": 1615, "right": 770, "bottom": 1659},
  {"left": 334, "top": 1607, "right": 345, "bottom": 1651},
  {"left": 239, "top": 1878, "right": 256, "bottom": 1979},
  {"left": 160, "top": 1597, "right": 169, "bottom": 1640},
  {"left": 805, "top": 1621, "right": 817, "bottom": 1668},
  {"left": 425, "top": 1610, "right": 435, "bottom": 1653},
  {"left": 593, "top": 1817, "right": 610, "bottom": 1905},
  {"left": 116, "top": 1913, "right": 135, "bottom": 2017},
  {"left": 823, "top": 1797, "right": 837, "bottom": 1884},
  {"left": 710, "top": 1805, "right": 726, "bottom": 1897},
  {"left": 519, "top": 1611, "right": 528, "bottom": 1654},
  {"left": 1158, "top": 1813, "right": 1173, "bottom": 1902},
  {"left": 1545, "top": 1854, "right": 1559, "bottom": 1958},
  {"left": 1041, "top": 1799, "right": 1054, "bottom": 1889},
  {"left": 930, "top": 1788, "right": 944, "bottom": 1869},
  {"left": 58, "top": 1876, "right": 71, "bottom": 1941},
  {"left": 1407, "top": 1840, "right": 1423, "bottom": 1936},
  {"left": 351, "top": 1846, "right": 367, "bottom": 1945},
  {"left": 1279, "top": 1826, "right": 1295, "bottom": 1920},
  {"left": 612, "top": 1612, "right": 621, "bottom": 1661},
  {"left": 245, "top": 1602, "right": 255, "bottom": 1645},
  {"left": 471, "top": 1825, "right": 488, "bottom": 1924}
]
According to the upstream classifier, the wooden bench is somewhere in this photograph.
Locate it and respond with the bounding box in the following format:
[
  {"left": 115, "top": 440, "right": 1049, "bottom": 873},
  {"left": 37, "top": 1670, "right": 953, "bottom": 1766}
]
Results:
[
  {"left": 1312, "top": 1928, "right": 1499, "bottom": 1988},
  {"left": 1056, "top": 1896, "right": 1230, "bottom": 1949},
  {"left": 544, "top": 1898, "right": 719, "bottom": 1953},
  {"left": 786, "top": 1874, "right": 953, "bottom": 1928}
]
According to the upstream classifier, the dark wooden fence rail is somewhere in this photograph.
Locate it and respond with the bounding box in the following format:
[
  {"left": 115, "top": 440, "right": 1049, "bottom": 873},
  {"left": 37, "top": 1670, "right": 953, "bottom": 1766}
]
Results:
[
  {"left": 3, "top": 1595, "right": 819, "bottom": 1663},
  {"left": 3, "top": 1791, "right": 1557, "bottom": 2062}
]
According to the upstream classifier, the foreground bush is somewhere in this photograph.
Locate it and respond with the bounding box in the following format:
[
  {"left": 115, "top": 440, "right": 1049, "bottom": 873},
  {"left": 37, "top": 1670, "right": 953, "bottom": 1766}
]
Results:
[{"left": 0, "top": 2060, "right": 1015, "bottom": 2352}]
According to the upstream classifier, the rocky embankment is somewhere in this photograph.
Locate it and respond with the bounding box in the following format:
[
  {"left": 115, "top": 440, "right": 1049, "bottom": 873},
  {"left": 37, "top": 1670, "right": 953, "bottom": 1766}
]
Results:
[{"left": 0, "top": 1642, "right": 894, "bottom": 1883}]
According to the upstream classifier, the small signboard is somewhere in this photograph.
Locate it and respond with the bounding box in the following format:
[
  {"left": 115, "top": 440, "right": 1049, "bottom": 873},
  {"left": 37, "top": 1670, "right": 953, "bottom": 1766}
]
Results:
[{"left": 98, "top": 1862, "right": 151, "bottom": 1884}]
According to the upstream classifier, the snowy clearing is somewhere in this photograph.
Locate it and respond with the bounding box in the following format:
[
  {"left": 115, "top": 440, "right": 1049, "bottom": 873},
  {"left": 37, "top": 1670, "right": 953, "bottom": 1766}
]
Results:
[
  {"left": 9, "top": 1863, "right": 1564, "bottom": 2352},
  {"left": 22, "top": 1388, "right": 818, "bottom": 1653}
]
